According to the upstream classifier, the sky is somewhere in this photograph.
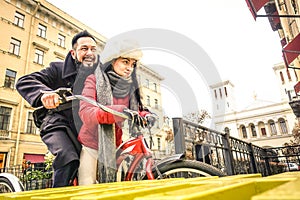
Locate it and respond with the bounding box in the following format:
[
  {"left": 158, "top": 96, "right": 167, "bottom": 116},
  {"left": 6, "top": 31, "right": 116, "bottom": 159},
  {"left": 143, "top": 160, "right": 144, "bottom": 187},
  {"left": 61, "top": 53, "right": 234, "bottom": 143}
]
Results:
[{"left": 47, "top": 0, "right": 284, "bottom": 119}]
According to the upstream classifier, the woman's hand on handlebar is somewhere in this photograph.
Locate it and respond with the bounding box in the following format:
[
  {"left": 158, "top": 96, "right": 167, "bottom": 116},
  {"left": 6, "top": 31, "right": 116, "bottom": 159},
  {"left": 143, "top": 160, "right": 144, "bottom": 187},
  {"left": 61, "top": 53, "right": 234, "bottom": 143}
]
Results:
[
  {"left": 41, "top": 93, "right": 60, "bottom": 109},
  {"left": 123, "top": 109, "right": 147, "bottom": 128}
]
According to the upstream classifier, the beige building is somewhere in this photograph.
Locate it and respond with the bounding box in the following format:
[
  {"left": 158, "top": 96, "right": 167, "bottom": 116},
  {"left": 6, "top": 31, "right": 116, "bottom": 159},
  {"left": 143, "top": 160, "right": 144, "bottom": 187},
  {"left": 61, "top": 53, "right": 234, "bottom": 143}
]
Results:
[
  {"left": 0, "top": 0, "right": 165, "bottom": 168},
  {"left": 212, "top": 62, "right": 297, "bottom": 147}
]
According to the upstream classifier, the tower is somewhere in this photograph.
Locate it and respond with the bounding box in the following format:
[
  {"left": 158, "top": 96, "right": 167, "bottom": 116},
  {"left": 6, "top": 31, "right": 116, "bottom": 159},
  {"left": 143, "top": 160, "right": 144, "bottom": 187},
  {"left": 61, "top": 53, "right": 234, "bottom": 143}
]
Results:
[{"left": 210, "top": 80, "right": 237, "bottom": 117}]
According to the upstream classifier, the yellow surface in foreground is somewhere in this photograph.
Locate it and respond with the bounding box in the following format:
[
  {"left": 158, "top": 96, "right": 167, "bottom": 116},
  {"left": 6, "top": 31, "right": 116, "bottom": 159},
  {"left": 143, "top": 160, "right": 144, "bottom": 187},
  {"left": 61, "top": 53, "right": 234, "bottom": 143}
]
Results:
[{"left": 1, "top": 172, "right": 300, "bottom": 200}]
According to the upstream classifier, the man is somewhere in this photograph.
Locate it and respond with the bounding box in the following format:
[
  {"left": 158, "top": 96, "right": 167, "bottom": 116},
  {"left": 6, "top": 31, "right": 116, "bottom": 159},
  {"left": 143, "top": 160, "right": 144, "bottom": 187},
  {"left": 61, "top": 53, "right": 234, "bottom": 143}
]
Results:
[{"left": 16, "top": 30, "right": 98, "bottom": 187}]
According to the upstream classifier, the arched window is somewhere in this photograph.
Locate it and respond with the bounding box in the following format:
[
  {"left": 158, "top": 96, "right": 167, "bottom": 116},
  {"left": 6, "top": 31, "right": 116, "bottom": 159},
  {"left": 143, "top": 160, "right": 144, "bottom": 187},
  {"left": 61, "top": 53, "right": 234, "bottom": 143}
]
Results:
[
  {"left": 278, "top": 118, "right": 288, "bottom": 134},
  {"left": 224, "top": 127, "right": 230, "bottom": 134},
  {"left": 241, "top": 125, "right": 247, "bottom": 139},
  {"left": 269, "top": 120, "right": 277, "bottom": 135},
  {"left": 258, "top": 121, "right": 266, "bottom": 137},
  {"left": 250, "top": 124, "right": 257, "bottom": 137}
]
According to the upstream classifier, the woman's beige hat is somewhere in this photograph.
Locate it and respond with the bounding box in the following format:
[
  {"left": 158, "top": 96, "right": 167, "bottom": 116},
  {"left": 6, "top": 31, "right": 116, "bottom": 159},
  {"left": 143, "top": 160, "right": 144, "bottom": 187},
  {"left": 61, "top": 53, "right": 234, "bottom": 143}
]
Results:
[{"left": 100, "top": 39, "right": 143, "bottom": 65}]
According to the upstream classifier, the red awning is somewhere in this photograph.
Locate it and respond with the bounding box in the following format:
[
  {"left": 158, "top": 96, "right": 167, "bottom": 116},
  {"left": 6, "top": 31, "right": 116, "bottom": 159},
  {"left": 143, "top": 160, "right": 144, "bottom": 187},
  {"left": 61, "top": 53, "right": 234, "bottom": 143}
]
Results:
[
  {"left": 283, "top": 33, "right": 300, "bottom": 66},
  {"left": 294, "top": 81, "right": 300, "bottom": 94},
  {"left": 245, "top": 0, "right": 269, "bottom": 20},
  {"left": 24, "top": 154, "right": 45, "bottom": 163}
]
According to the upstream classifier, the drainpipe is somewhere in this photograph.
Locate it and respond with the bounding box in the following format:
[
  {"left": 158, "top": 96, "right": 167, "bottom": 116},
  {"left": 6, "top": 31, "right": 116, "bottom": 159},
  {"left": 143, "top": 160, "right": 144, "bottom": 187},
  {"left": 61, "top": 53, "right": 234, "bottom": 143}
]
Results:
[{"left": 14, "top": 0, "right": 40, "bottom": 165}]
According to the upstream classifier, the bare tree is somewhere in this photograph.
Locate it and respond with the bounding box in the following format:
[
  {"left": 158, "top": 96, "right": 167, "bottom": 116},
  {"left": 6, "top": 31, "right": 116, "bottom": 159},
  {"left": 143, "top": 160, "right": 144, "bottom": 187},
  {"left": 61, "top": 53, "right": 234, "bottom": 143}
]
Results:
[
  {"left": 284, "top": 120, "right": 300, "bottom": 146},
  {"left": 183, "top": 110, "right": 211, "bottom": 125}
]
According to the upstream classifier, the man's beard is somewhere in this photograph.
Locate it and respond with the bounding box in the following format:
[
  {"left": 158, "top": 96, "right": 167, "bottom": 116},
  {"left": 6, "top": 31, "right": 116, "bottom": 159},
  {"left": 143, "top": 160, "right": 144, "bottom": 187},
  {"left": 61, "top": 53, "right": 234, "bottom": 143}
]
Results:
[{"left": 75, "top": 56, "right": 97, "bottom": 67}]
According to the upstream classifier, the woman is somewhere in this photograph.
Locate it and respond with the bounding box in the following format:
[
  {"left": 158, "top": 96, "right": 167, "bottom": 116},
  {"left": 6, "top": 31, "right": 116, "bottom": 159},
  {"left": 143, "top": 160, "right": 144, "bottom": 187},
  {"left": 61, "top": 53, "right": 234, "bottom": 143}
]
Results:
[{"left": 77, "top": 39, "right": 151, "bottom": 185}]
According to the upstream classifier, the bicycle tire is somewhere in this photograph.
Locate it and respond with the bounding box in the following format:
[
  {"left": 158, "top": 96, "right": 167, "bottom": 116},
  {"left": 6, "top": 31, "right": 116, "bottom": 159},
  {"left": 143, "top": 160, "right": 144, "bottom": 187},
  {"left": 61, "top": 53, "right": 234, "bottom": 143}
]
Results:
[
  {"left": 0, "top": 173, "right": 24, "bottom": 193},
  {"left": 0, "top": 177, "right": 17, "bottom": 193},
  {"left": 153, "top": 160, "right": 226, "bottom": 179}
]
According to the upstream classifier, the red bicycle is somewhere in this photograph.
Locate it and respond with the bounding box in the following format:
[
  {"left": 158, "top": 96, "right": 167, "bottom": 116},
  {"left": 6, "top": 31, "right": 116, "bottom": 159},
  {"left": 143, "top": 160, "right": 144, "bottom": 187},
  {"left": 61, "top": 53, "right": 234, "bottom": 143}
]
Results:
[{"left": 60, "top": 88, "right": 225, "bottom": 182}]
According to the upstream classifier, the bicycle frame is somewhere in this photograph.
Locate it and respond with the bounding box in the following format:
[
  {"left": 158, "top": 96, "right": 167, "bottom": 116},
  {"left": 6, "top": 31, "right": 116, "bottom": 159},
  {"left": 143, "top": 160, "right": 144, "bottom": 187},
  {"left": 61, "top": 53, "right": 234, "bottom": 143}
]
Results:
[{"left": 116, "top": 134, "right": 155, "bottom": 181}]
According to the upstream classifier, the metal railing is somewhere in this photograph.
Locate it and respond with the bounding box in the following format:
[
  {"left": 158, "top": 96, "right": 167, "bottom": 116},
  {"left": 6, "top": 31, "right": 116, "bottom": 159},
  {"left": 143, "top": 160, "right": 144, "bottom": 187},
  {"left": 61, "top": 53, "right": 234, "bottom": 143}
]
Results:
[{"left": 173, "top": 117, "right": 299, "bottom": 176}]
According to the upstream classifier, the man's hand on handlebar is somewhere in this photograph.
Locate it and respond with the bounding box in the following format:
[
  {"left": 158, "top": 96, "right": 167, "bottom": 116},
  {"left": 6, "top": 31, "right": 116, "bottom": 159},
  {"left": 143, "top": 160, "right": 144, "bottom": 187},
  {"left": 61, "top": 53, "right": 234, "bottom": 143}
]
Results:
[
  {"left": 40, "top": 88, "right": 72, "bottom": 109},
  {"left": 41, "top": 93, "right": 60, "bottom": 109}
]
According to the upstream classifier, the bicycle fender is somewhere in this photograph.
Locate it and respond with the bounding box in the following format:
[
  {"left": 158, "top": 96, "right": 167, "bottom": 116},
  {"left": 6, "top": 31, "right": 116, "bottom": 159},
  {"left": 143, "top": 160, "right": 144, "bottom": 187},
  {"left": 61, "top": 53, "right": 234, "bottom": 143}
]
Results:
[
  {"left": 154, "top": 153, "right": 185, "bottom": 169},
  {"left": 0, "top": 173, "right": 24, "bottom": 192}
]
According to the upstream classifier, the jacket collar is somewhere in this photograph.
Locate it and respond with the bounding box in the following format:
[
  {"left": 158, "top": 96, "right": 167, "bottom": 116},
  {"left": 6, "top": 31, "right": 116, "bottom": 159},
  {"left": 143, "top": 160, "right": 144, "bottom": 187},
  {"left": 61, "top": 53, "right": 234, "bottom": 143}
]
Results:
[{"left": 62, "top": 51, "right": 78, "bottom": 79}]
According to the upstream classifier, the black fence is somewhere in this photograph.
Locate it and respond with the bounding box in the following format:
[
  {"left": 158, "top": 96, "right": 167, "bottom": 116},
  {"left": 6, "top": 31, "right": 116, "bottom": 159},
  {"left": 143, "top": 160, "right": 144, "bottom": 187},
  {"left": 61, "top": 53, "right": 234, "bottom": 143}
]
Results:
[
  {"left": 172, "top": 117, "right": 300, "bottom": 176},
  {"left": 0, "top": 165, "right": 53, "bottom": 190}
]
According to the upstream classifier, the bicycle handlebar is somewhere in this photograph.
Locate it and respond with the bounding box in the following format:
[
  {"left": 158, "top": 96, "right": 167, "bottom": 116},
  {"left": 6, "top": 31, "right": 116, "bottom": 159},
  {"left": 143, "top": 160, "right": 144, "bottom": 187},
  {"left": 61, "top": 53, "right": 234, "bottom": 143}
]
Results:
[
  {"left": 40, "top": 88, "right": 154, "bottom": 128},
  {"left": 66, "top": 95, "right": 130, "bottom": 119}
]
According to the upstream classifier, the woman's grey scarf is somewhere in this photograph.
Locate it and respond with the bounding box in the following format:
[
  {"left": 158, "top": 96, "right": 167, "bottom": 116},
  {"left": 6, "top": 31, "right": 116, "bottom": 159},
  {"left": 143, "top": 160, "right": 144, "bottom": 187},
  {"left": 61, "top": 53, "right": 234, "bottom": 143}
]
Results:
[
  {"left": 106, "top": 69, "right": 132, "bottom": 98},
  {"left": 94, "top": 64, "right": 139, "bottom": 183}
]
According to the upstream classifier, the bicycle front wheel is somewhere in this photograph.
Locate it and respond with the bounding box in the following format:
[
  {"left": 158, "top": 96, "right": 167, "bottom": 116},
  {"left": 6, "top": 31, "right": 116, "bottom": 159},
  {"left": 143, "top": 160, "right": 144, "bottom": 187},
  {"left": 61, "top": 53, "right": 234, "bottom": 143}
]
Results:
[
  {"left": 0, "top": 173, "right": 24, "bottom": 193},
  {"left": 153, "top": 160, "right": 226, "bottom": 179}
]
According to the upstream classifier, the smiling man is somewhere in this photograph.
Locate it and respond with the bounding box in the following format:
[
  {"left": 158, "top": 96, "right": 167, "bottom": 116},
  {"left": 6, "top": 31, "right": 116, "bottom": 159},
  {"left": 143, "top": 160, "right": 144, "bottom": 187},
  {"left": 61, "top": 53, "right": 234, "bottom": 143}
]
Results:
[{"left": 16, "top": 30, "right": 98, "bottom": 187}]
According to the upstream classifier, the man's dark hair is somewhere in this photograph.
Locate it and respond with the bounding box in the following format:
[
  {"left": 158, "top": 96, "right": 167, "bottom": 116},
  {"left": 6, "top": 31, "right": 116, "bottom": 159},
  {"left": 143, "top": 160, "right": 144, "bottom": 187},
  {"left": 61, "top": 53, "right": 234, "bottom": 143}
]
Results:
[{"left": 72, "top": 30, "right": 96, "bottom": 48}]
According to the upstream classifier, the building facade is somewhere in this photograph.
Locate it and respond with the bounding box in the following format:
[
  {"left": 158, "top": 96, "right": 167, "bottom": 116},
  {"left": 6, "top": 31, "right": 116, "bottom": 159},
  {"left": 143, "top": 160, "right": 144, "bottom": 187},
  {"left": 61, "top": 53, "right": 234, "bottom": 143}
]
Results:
[
  {"left": 212, "top": 62, "right": 297, "bottom": 147},
  {"left": 0, "top": 0, "right": 165, "bottom": 168}
]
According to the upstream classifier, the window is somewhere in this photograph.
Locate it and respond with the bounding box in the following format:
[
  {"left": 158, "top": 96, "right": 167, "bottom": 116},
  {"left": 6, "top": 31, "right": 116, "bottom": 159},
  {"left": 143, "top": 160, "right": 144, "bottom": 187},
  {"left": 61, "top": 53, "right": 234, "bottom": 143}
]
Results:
[
  {"left": 224, "top": 87, "right": 228, "bottom": 97},
  {"left": 9, "top": 38, "right": 21, "bottom": 56},
  {"left": 157, "top": 138, "right": 161, "bottom": 151},
  {"left": 219, "top": 88, "right": 222, "bottom": 98},
  {"left": 287, "top": 69, "right": 292, "bottom": 81},
  {"left": 224, "top": 127, "right": 230, "bottom": 134},
  {"left": 37, "top": 24, "right": 47, "bottom": 38},
  {"left": 261, "top": 128, "right": 266, "bottom": 136},
  {"left": 4, "top": 69, "right": 16, "bottom": 89},
  {"left": 241, "top": 126, "right": 247, "bottom": 138},
  {"left": 0, "top": 106, "right": 12, "bottom": 130},
  {"left": 154, "top": 99, "right": 158, "bottom": 109},
  {"left": 14, "top": 11, "right": 24, "bottom": 27},
  {"left": 280, "top": 71, "right": 285, "bottom": 84},
  {"left": 279, "top": 118, "right": 288, "bottom": 134},
  {"left": 58, "top": 34, "right": 65, "bottom": 47},
  {"left": 145, "top": 79, "right": 149, "bottom": 88},
  {"left": 250, "top": 124, "right": 257, "bottom": 137},
  {"left": 26, "top": 112, "right": 37, "bottom": 134},
  {"left": 153, "top": 83, "right": 157, "bottom": 92},
  {"left": 269, "top": 120, "right": 277, "bottom": 135},
  {"left": 146, "top": 95, "right": 150, "bottom": 106},
  {"left": 214, "top": 90, "right": 217, "bottom": 99},
  {"left": 34, "top": 49, "right": 44, "bottom": 65}
]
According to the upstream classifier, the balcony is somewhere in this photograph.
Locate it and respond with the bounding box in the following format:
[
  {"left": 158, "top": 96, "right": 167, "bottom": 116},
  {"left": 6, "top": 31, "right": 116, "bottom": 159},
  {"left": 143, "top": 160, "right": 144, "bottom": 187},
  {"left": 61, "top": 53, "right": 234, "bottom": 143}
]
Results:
[{"left": 0, "top": 130, "right": 10, "bottom": 139}]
